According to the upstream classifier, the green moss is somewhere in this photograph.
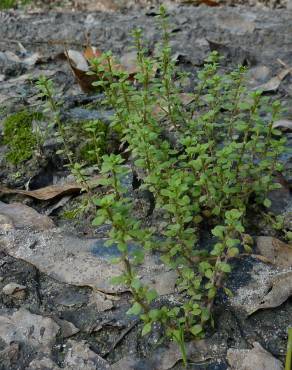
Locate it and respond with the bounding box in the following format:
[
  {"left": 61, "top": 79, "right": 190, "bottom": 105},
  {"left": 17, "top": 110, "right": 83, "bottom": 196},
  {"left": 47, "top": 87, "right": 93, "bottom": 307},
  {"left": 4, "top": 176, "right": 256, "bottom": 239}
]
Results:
[
  {"left": 3, "top": 110, "right": 40, "bottom": 165},
  {"left": 0, "top": 0, "right": 31, "bottom": 10}
]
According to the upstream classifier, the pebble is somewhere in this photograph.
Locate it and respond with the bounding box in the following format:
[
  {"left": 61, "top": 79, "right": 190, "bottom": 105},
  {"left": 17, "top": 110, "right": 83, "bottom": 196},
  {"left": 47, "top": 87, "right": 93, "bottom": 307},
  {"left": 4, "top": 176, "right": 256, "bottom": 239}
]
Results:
[{"left": 2, "top": 282, "right": 27, "bottom": 299}]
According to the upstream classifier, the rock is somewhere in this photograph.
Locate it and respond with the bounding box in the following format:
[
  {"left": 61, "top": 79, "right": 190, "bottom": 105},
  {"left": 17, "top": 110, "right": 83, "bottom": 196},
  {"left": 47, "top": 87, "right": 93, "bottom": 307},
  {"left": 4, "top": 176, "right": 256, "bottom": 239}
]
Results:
[
  {"left": 1, "top": 229, "right": 123, "bottom": 294},
  {"left": 2, "top": 282, "right": 26, "bottom": 299},
  {"left": 147, "top": 270, "right": 177, "bottom": 296},
  {"left": 0, "top": 308, "right": 59, "bottom": 353},
  {"left": 0, "top": 214, "right": 14, "bottom": 232},
  {"left": 64, "top": 340, "right": 109, "bottom": 370},
  {"left": 88, "top": 291, "right": 114, "bottom": 311},
  {"left": 0, "top": 342, "right": 20, "bottom": 369},
  {"left": 53, "top": 318, "right": 79, "bottom": 338},
  {"left": 227, "top": 342, "right": 283, "bottom": 370},
  {"left": 27, "top": 356, "right": 60, "bottom": 370},
  {"left": 2, "top": 228, "right": 173, "bottom": 295},
  {"left": 256, "top": 236, "right": 292, "bottom": 268},
  {"left": 53, "top": 290, "right": 89, "bottom": 308},
  {"left": 215, "top": 12, "right": 256, "bottom": 35},
  {"left": 0, "top": 202, "right": 55, "bottom": 231}
]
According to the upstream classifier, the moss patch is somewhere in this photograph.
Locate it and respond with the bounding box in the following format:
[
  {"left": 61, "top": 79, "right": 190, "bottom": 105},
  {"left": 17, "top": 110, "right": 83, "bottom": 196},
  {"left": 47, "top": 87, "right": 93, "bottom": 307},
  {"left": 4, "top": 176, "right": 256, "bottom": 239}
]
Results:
[{"left": 3, "top": 110, "right": 40, "bottom": 165}]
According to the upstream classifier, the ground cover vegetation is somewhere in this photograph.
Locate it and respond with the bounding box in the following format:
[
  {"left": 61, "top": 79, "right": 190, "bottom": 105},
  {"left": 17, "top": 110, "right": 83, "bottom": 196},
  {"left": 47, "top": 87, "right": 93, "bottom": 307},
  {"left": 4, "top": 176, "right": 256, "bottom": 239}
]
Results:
[{"left": 1, "top": 5, "right": 287, "bottom": 365}]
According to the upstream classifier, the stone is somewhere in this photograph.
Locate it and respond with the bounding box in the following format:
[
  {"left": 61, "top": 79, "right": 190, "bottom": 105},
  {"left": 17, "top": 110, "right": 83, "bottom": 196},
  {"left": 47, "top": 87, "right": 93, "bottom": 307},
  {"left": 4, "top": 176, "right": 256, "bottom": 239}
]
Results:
[
  {"left": 0, "top": 202, "right": 55, "bottom": 231},
  {"left": 64, "top": 340, "right": 109, "bottom": 370},
  {"left": 53, "top": 318, "right": 79, "bottom": 338},
  {"left": 2, "top": 228, "right": 173, "bottom": 294},
  {"left": 27, "top": 357, "right": 60, "bottom": 370},
  {"left": 227, "top": 342, "right": 283, "bottom": 370},
  {"left": 2, "top": 282, "right": 26, "bottom": 299},
  {"left": 0, "top": 308, "right": 59, "bottom": 353}
]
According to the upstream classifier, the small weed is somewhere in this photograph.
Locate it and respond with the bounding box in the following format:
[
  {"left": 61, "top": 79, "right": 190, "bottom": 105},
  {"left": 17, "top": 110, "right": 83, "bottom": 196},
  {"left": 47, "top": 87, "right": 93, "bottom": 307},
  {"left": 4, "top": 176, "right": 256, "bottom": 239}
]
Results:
[{"left": 89, "top": 5, "right": 286, "bottom": 365}]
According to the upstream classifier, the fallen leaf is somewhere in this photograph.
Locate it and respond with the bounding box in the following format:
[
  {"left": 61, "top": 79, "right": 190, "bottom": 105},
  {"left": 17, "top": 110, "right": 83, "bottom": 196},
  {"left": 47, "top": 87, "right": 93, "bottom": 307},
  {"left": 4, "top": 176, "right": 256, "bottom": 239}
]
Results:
[
  {"left": 66, "top": 49, "right": 97, "bottom": 93},
  {"left": 273, "top": 119, "right": 292, "bottom": 131},
  {"left": 248, "top": 271, "right": 292, "bottom": 315},
  {"left": 0, "top": 176, "right": 102, "bottom": 201},
  {"left": 83, "top": 45, "right": 102, "bottom": 62},
  {"left": 200, "top": 0, "right": 219, "bottom": 5},
  {"left": 181, "top": 0, "right": 219, "bottom": 5},
  {"left": 0, "top": 184, "right": 82, "bottom": 201},
  {"left": 253, "top": 67, "right": 292, "bottom": 92},
  {"left": 227, "top": 342, "right": 283, "bottom": 370},
  {"left": 66, "top": 47, "right": 141, "bottom": 93},
  {"left": 256, "top": 236, "right": 292, "bottom": 269},
  {"left": 67, "top": 49, "right": 89, "bottom": 71}
]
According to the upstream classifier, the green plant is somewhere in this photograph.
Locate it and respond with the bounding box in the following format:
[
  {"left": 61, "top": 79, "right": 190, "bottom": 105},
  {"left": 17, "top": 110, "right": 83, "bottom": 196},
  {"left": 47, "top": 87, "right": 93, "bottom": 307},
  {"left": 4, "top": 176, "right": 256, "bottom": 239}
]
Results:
[
  {"left": 285, "top": 327, "right": 292, "bottom": 370},
  {"left": 89, "top": 5, "right": 286, "bottom": 365},
  {"left": 35, "top": 76, "right": 101, "bottom": 212},
  {"left": 97, "top": 8, "right": 286, "bottom": 363},
  {"left": 75, "top": 119, "right": 108, "bottom": 166},
  {"left": 3, "top": 110, "right": 41, "bottom": 165},
  {"left": 0, "top": 0, "right": 31, "bottom": 10}
]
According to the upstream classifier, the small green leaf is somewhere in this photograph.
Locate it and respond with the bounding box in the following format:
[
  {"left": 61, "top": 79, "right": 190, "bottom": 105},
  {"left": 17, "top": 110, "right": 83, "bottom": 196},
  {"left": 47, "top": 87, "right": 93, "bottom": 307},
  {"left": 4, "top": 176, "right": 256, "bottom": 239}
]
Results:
[
  {"left": 190, "top": 324, "right": 203, "bottom": 336},
  {"left": 127, "top": 302, "right": 142, "bottom": 316},
  {"left": 263, "top": 198, "right": 272, "bottom": 208},
  {"left": 146, "top": 289, "right": 158, "bottom": 303},
  {"left": 92, "top": 215, "right": 106, "bottom": 226},
  {"left": 218, "top": 262, "right": 231, "bottom": 273},
  {"left": 142, "top": 322, "right": 152, "bottom": 336}
]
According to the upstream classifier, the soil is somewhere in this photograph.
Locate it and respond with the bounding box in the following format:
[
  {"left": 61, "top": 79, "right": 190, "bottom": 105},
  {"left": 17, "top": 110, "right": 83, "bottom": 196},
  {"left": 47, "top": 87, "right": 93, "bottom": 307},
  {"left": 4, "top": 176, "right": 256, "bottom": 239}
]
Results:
[{"left": 0, "top": 1, "right": 292, "bottom": 370}]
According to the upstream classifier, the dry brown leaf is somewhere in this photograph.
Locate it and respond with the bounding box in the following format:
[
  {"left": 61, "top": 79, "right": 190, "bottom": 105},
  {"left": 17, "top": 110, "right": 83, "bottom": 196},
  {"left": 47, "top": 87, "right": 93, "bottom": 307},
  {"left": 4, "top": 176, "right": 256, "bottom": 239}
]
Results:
[
  {"left": 256, "top": 236, "right": 292, "bottom": 268},
  {"left": 0, "top": 176, "right": 102, "bottom": 201},
  {"left": 200, "top": 0, "right": 219, "bottom": 5},
  {"left": 181, "top": 0, "right": 219, "bottom": 5},
  {"left": 253, "top": 67, "right": 292, "bottom": 92},
  {"left": 0, "top": 183, "right": 83, "bottom": 201},
  {"left": 66, "top": 47, "right": 137, "bottom": 92},
  {"left": 66, "top": 49, "right": 97, "bottom": 93},
  {"left": 83, "top": 46, "right": 102, "bottom": 62},
  {"left": 248, "top": 271, "right": 292, "bottom": 315}
]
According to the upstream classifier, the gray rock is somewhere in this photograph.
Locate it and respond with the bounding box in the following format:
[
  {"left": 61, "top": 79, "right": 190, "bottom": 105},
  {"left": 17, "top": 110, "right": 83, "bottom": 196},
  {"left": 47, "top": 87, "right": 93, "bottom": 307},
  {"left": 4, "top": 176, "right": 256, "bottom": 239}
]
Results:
[
  {"left": 64, "top": 340, "right": 109, "bottom": 370},
  {"left": 26, "top": 356, "right": 60, "bottom": 370},
  {"left": 2, "top": 228, "right": 175, "bottom": 295},
  {"left": 0, "top": 202, "right": 55, "bottom": 231},
  {"left": 227, "top": 342, "right": 283, "bottom": 370},
  {"left": 2, "top": 282, "right": 26, "bottom": 299},
  {"left": 0, "top": 308, "right": 59, "bottom": 354}
]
